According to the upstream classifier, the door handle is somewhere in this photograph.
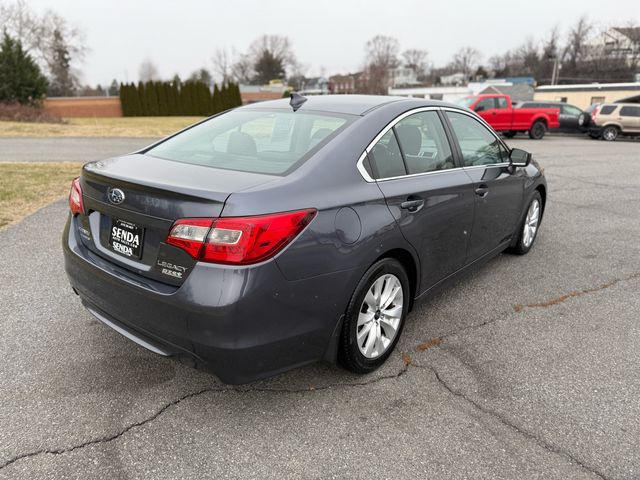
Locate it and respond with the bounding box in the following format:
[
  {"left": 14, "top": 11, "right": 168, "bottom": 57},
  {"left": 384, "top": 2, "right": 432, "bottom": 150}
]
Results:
[
  {"left": 400, "top": 198, "right": 424, "bottom": 212},
  {"left": 475, "top": 184, "right": 489, "bottom": 197}
]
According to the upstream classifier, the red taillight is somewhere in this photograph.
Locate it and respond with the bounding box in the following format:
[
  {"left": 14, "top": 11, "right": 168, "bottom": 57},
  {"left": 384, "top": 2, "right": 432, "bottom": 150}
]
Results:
[
  {"left": 166, "top": 209, "right": 316, "bottom": 265},
  {"left": 68, "top": 177, "right": 84, "bottom": 215},
  {"left": 591, "top": 105, "right": 600, "bottom": 118}
]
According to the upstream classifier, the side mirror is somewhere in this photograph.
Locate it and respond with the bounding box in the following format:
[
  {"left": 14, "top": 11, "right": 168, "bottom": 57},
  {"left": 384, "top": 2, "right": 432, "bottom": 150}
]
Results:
[
  {"left": 474, "top": 105, "right": 485, "bottom": 112},
  {"left": 510, "top": 148, "right": 531, "bottom": 167}
]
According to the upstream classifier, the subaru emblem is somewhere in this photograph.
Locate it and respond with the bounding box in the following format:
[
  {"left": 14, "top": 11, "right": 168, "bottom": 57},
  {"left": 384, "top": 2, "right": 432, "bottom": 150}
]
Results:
[{"left": 108, "top": 188, "right": 125, "bottom": 205}]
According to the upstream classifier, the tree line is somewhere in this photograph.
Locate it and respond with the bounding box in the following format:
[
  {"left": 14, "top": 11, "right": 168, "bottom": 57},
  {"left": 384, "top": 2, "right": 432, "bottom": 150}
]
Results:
[
  {"left": 119, "top": 81, "right": 242, "bottom": 117},
  {"left": 2, "top": 0, "right": 638, "bottom": 108},
  {"left": 0, "top": 0, "right": 85, "bottom": 97}
]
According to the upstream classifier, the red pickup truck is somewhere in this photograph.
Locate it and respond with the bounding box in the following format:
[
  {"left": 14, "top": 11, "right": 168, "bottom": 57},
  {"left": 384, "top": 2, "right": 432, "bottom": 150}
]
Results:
[{"left": 458, "top": 94, "right": 560, "bottom": 139}]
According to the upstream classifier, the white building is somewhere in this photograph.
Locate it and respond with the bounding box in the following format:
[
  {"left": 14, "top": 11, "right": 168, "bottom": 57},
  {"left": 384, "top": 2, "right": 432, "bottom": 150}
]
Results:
[
  {"left": 586, "top": 27, "right": 640, "bottom": 64},
  {"left": 439, "top": 73, "right": 466, "bottom": 86},
  {"left": 391, "top": 67, "right": 419, "bottom": 87}
]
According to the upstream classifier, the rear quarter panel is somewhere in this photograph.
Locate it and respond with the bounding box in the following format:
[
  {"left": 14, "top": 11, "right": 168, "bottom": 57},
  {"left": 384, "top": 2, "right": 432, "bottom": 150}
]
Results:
[{"left": 511, "top": 108, "right": 559, "bottom": 130}]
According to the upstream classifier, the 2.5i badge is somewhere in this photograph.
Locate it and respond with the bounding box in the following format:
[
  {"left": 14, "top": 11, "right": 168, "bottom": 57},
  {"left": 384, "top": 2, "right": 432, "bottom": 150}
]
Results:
[{"left": 108, "top": 219, "right": 144, "bottom": 259}]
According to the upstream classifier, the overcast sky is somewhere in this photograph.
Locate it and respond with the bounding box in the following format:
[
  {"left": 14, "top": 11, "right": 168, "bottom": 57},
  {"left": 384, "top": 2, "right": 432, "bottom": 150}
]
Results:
[{"left": 25, "top": 0, "right": 640, "bottom": 86}]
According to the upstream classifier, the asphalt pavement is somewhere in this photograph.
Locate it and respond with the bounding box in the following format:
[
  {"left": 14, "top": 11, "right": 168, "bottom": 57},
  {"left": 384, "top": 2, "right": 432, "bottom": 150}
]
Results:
[{"left": 0, "top": 136, "right": 639, "bottom": 479}]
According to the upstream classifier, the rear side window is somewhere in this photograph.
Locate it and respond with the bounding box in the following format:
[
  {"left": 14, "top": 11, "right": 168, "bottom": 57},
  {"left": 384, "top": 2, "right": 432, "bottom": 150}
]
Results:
[
  {"left": 496, "top": 97, "right": 508, "bottom": 109},
  {"left": 599, "top": 105, "right": 617, "bottom": 115},
  {"left": 562, "top": 105, "right": 582, "bottom": 116},
  {"left": 446, "top": 111, "right": 506, "bottom": 167},
  {"left": 368, "top": 129, "right": 406, "bottom": 179},
  {"left": 394, "top": 111, "right": 454, "bottom": 174},
  {"left": 620, "top": 106, "right": 640, "bottom": 117},
  {"left": 147, "top": 109, "right": 353, "bottom": 176}
]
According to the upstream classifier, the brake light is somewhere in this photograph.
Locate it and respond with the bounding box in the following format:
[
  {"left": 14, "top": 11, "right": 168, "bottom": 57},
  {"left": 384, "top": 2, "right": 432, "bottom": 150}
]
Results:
[
  {"left": 166, "top": 209, "right": 316, "bottom": 265},
  {"left": 68, "top": 177, "right": 84, "bottom": 215},
  {"left": 591, "top": 105, "right": 600, "bottom": 118}
]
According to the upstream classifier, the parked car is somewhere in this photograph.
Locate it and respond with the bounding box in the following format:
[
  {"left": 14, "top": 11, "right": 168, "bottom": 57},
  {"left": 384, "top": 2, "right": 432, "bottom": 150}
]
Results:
[
  {"left": 457, "top": 94, "right": 560, "bottom": 139},
  {"left": 63, "top": 94, "right": 547, "bottom": 384},
  {"left": 585, "top": 103, "right": 640, "bottom": 141},
  {"left": 578, "top": 103, "right": 600, "bottom": 136},
  {"left": 516, "top": 101, "right": 583, "bottom": 133}
]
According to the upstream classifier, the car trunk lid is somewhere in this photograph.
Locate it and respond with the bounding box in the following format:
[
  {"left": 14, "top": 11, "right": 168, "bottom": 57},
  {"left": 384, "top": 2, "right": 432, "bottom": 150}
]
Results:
[{"left": 76, "top": 153, "right": 277, "bottom": 285}]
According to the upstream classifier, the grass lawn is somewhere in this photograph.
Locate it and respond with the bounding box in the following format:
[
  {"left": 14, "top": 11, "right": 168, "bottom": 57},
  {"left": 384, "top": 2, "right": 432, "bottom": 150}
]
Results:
[
  {"left": 0, "top": 116, "right": 204, "bottom": 138},
  {"left": 0, "top": 162, "right": 83, "bottom": 229}
]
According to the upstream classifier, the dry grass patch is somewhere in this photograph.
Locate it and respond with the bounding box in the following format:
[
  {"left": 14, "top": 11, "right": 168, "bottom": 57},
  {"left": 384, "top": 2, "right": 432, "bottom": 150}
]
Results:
[
  {"left": 0, "top": 162, "right": 83, "bottom": 229},
  {"left": 0, "top": 116, "right": 204, "bottom": 138}
]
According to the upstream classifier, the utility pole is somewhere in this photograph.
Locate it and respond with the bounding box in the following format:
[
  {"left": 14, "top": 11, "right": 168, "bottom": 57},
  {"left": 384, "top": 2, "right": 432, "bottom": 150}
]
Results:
[{"left": 551, "top": 57, "right": 561, "bottom": 85}]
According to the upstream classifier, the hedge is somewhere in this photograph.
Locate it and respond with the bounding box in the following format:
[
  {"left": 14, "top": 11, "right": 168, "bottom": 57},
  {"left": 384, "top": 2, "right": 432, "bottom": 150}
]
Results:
[{"left": 119, "top": 80, "right": 242, "bottom": 116}]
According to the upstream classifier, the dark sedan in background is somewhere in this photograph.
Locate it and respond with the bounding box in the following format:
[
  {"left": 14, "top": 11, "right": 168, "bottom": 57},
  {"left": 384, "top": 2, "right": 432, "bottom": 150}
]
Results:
[
  {"left": 516, "top": 100, "right": 584, "bottom": 133},
  {"left": 64, "top": 94, "right": 546, "bottom": 384}
]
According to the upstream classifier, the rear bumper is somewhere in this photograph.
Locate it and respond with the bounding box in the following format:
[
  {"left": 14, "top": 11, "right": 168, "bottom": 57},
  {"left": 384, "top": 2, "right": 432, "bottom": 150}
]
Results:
[{"left": 63, "top": 215, "right": 358, "bottom": 384}]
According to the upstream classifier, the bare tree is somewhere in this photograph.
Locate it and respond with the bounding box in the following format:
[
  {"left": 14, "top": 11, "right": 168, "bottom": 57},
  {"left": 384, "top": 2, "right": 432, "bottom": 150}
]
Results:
[
  {"left": 249, "top": 35, "right": 295, "bottom": 67},
  {"left": 516, "top": 38, "right": 540, "bottom": 75},
  {"left": 0, "top": 0, "right": 86, "bottom": 85},
  {"left": 363, "top": 35, "right": 400, "bottom": 94},
  {"left": 0, "top": 0, "right": 41, "bottom": 53},
  {"left": 452, "top": 46, "right": 481, "bottom": 79},
  {"left": 212, "top": 48, "right": 232, "bottom": 84},
  {"left": 562, "top": 17, "right": 593, "bottom": 77},
  {"left": 365, "top": 35, "right": 400, "bottom": 70},
  {"left": 222, "top": 35, "right": 298, "bottom": 85},
  {"left": 287, "top": 60, "right": 308, "bottom": 91},
  {"left": 402, "top": 48, "right": 428, "bottom": 79},
  {"left": 231, "top": 52, "right": 254, "bottom": 84},
  {"left": 138, "top": 59, "right": 159, "bottom": 82},
  {"left": 538, "top": 27, "right": 560, "bottom": 83},
  {"left": 248, "top": 34, "right": 296, "bottom": 84}
]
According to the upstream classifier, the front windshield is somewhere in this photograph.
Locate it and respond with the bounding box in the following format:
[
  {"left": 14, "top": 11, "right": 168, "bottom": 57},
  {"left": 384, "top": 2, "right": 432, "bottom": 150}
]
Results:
[
  {"left": 456, "top": 97, "right": 476, "bottom": 109},
  {"left": 147, "top": 109, "right": 354, "bottom": 176}
]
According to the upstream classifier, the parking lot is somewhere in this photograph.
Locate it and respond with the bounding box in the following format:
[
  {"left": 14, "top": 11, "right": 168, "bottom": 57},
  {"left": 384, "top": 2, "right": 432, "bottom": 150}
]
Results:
[{"left": 0, "top": 135, "right": 639, "bottom": 479}]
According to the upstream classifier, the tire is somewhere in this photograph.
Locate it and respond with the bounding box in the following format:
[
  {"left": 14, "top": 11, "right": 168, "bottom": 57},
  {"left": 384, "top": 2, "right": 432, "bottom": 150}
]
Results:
[
  {"left": 503, "top": 131, "right": 516, "bottom": 138},
  {"left": 601, "top": 125, "right": 619, "bottom": 141},
  {"left": 528, "top": 120, "right": 546, "bottom": 140},
  {"left": 509, "top": 191, "right": 542, "bottom": 255},
  {"left": 339, "top": 258, "right": 410, "bottom": 374}
]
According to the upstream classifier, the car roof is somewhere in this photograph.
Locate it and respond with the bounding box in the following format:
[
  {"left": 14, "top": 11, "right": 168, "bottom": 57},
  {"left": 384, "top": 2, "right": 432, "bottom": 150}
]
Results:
[
  {"left": 606, "top": 103, "right": 638, "bottom": 107},
  {"left": 240, "top": 94, "right": 457, "bottom": 116}
]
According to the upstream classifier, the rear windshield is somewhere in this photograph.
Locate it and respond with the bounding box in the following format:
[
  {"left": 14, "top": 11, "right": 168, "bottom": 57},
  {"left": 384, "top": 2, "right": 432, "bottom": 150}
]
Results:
[{"left": 147, "top": 109, "right": 353, "bottom": 175}]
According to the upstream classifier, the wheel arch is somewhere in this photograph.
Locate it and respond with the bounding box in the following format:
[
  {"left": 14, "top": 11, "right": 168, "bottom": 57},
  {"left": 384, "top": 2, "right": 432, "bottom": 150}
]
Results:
[
  {"left": 323, "top": 246, "right": 419, "bottom": 365},
  {"left": 373, "top": 248, "right": 419, "bottom": 311},
  {"left": 532, "top": 116, "right": 548, "bottom": 128},
  {"left": 535, "top": 183, "right": 547, "bottom": 215}
]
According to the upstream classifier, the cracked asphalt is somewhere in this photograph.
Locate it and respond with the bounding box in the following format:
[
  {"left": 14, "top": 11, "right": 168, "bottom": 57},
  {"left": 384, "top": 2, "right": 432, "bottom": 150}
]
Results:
[{"left": 1, "top": 136, "right": 639, "bottom": 479}]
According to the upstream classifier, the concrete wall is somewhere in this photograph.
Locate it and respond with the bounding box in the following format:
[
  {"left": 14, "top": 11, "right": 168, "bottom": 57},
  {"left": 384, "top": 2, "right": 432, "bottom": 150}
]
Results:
[{"left": 43, "top": 97, "right": 122, "bottom": 117}]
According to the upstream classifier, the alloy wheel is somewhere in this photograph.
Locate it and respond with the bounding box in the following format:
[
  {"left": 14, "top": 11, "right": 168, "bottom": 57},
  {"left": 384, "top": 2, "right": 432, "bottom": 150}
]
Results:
[
  {"left": 522, "top": 199, "right": 540, "bottom": 248},
  {"left": 356, "top": 274, "right": 403, "bottom": 359},
  {"left": 603, "top": 127, "right": 618, "bottom": 141}
]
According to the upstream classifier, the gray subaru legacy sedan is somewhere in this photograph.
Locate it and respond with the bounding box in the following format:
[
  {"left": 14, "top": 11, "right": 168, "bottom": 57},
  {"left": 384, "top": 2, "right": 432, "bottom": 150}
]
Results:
[{"left": 63, "top": 94, "right": 546, "bottom": 384}]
